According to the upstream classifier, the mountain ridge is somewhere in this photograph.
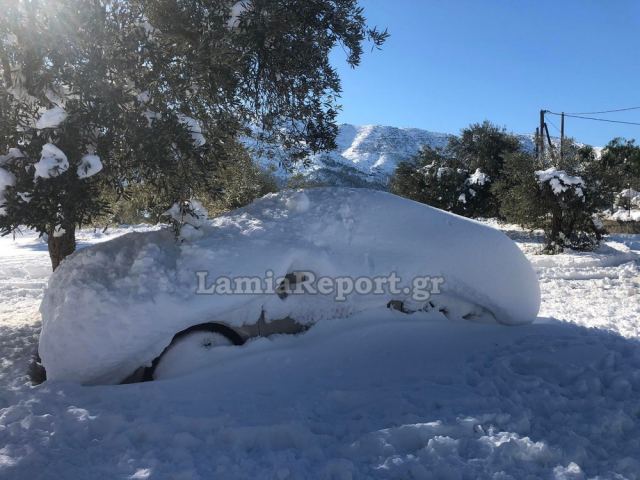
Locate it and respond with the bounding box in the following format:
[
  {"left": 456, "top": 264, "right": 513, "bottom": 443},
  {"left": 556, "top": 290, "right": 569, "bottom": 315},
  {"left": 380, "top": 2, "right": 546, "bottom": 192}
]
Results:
[{"left": 256, "top": 123, "right": 539, "bottom": 189}]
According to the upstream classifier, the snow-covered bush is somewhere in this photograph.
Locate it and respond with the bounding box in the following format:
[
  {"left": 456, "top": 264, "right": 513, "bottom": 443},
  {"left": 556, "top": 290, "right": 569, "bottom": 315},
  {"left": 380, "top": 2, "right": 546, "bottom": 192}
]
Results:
[
  {"left": 390, "top": 148, "right": 467, "bottom": 214},
  {"left": 391, "top": 122, "right": 520, "bottom": 219},
  {"left": 593, "top": 138, "right": 640, "bottom": 209},
  {"left": 534, "top": 168, "right": 601, "bottom": 253},
  {"left": 494, "top": 152, "right": 604, "bottom": 253},
  {"left": 616, "top": 188, "right": 640, "bottom": 210},
  {"left": 390, "top": 149, "right": 496, "bottom": 219},
  {"left": 447, "top": 121, "right": 521, "bottom": 217},
  {"left": 163, "top": 199, "right": 209, "bottom": 242},
  {"left": 604, "top": 188, "right": 640, "bottom": 223},
  {"left": 457, "top": 168, "right": 493, "bottom": 218}
]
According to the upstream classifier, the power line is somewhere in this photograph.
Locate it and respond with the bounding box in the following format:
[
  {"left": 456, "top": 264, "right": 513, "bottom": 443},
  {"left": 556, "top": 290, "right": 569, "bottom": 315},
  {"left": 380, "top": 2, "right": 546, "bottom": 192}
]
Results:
[
  {"left": 563, "top": 106, "right": 640, "bottom": 115},
  {"left": 546, "top": 111, "right": 640, "bottom": 126},
  {"left": 545, "top": 117, "right": 561, "bottom": 133},
  {"left": 563, "top": 113, "right": 640, "bottom": 126}
]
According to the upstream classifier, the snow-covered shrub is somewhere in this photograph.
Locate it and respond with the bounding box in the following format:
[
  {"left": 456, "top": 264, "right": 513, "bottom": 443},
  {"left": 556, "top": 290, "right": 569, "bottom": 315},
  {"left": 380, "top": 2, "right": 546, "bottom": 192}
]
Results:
[
  {"left": 534, "top": 168, "right": 602, "bottom": 253},
  {"left": 391, "top": 122, "right": 521, "bottom": 219},
  {"left": 605, "top": 188, "right": 640, "bottom": 223},
  {"left": 447, "top": 121, "right": 521, "bottom": 217},
  {"left": 616, "top": 188, "right": 640, "bottom": 210},
  {"left": 163, "top": 199, "right": 209, "bottom": 242},
  {"left": 457, "top": 168, "right": 493, "bottom": 218},
  {"left": 593, "top": 138, "right": 640, "bottom": 209},
  {"left": 390, "top": 147, "right": 467, "bottom": 214},
  {"left": 494, "top": 152, "right": 604, "bottom": 253},
  {"left": 390, "top": 149, "right": 496, "bottom": 219},
  {"left": 608, "top": 208, "right": 640, "bottom": 223}
]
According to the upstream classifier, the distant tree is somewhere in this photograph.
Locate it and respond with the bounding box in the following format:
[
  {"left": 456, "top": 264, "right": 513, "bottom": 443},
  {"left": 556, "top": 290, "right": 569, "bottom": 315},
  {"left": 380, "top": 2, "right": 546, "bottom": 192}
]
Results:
[
  {"left": 535, "top": 168, "right": 603, "bottom": 252},
  {"left": 390, "top": 147, "right": 467, "bottom": 213},
  {"left": 286, "top": 173, "right": 327, "bottom": 189},
  {"left": 575, "top": 145, "right": 612, "bottom": 212},
  {"left": 614, "top": 187, "right": 640, "bottom": 212},
  {"left": 206, "top": 151, "right": 279, "bottom": 216},
  {"left": 457, "top": 168, "right": 493, "bottom": 218},
  {"left": 446, "top": 121, "right": 521, "bottom": 217},
  {"left": 447, "top": 121, "right": 520, "bottom": 177},
  {"left": 494, "top": 151, "right": 603, "bottom": 253},
  {"left": 391, "top": 121, "right": 519, "bottom": 218},
  {"left": 492, "top": 151, "right": 540, "bottom": 226},
  {"left": 590, "top": 138, "right": 640, "bottom": 210},
  {"left": 96, "top": 145, "right": 279, "bottom": 225},
  {"left": 0, "top": 0, "right": 387, "bottom": 269}
]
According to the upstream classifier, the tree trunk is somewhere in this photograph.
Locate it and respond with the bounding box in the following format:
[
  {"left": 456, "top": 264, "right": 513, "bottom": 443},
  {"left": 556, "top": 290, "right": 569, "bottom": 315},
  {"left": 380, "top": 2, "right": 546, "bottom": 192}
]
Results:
[
  {"left": 48, "top": 226, "right": 77, "bottom": 271},
  {"left": 548, "top": 205, "right": 563, "bottom": 252}
]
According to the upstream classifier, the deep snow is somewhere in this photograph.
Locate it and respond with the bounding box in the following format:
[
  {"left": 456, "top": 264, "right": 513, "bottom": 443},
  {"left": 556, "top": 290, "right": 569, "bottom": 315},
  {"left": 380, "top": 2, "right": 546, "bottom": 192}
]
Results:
[
  {"left": 0, "top": 214, "right": 639, "bottom": 479},
  {"left": 38, "top": 189, "right": 540, "bottom": 384}
]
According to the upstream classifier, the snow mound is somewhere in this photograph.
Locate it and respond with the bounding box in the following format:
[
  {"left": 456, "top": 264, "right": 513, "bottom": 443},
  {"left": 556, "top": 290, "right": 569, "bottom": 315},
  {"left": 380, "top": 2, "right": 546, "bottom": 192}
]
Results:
[
  {"left": 39, "top": 188, "right": 540, "bottom": 384},
  {"left": 609, "top": 208, "right": 640, "bottom": 222}
]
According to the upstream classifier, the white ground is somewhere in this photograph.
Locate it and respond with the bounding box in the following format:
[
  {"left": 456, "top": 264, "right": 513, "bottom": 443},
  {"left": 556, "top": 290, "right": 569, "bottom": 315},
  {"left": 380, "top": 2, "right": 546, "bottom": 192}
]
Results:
[{"left": 0, "top": 224, "right": 639, "bottom": 479}]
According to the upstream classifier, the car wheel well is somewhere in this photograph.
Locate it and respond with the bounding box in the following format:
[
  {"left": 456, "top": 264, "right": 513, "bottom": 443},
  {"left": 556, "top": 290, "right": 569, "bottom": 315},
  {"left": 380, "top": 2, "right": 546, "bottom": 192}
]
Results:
[{"left": 142, "top": 322, "right": 245, "bottom": 381}]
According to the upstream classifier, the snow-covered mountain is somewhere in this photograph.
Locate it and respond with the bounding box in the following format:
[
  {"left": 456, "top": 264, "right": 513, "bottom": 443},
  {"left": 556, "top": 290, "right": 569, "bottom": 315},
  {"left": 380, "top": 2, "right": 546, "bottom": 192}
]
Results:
[{"left": 257, "top": 123, "right": 537, "bottom": 189}]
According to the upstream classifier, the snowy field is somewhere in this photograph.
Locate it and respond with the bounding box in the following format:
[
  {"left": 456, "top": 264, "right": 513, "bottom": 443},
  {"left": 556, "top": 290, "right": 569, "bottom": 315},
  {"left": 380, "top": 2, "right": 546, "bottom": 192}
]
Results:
[{"left": 0, "top": 222, "right": 639, "bottom": 479}]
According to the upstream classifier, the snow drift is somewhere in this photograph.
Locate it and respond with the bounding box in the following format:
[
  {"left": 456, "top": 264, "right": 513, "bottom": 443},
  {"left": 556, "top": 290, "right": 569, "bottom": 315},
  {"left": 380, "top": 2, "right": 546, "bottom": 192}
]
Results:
[{"left": 39, "top": 188, "right": 540, "bottom": 384}]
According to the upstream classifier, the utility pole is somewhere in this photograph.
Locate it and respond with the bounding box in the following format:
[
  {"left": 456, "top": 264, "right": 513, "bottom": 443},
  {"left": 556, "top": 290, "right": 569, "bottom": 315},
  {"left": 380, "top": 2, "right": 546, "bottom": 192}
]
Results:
[
  {"left": 535, "top": 127, "right": 539, "bottom": 158},
  {"left": 544, "top": 123, "right": 553, "bottom": 155},
  {"left": 560, "top": 112, "right": 565, "bottom": 164},
  {"left": 539, "top": 109, "right": 546, "bottom": 162}
]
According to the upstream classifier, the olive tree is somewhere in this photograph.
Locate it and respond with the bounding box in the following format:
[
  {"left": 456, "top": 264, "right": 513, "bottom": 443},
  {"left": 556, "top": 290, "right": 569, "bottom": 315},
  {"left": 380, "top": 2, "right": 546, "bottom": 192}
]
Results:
[{"left": 0, "top": 0, "right": 387, "bottom": 269}]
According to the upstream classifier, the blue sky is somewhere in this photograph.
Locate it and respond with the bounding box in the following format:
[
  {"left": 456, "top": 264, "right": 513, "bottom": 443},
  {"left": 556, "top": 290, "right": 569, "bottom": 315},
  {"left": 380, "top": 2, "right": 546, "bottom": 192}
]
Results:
[{"left": 332, "top": 0, "right": 640, "bottom": 146}]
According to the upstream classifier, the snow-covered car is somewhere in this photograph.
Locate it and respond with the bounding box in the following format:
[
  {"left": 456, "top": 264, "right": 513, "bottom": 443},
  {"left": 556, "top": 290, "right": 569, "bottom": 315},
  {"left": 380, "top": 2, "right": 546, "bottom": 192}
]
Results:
[{"left": 38, "top": 188, "right": 541, "bottom": 384}]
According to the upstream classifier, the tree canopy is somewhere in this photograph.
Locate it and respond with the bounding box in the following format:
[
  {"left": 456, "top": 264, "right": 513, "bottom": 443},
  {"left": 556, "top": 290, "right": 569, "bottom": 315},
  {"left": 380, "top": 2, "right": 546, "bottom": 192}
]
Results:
[{"left": 0, "top": 0, "right": 387, "bottom": 269}]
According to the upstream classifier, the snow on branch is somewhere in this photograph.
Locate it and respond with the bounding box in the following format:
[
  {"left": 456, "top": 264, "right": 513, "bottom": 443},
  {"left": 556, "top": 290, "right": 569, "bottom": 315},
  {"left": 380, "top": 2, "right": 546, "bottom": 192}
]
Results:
[
  {"left": 35, "top": 106, "right": 67, "bottom": 129},
  {"left": 467, "top": 168, "right": 490, "bottom": 186},
  {"left": 177, "top": 115, "right": 206, "bottom": 147},
  {"left": 535, "top": 168, "right": 585, "bottom": 199},
  {"left": 0, "top": 167, "right": 16, "bottom": 216},
  {"left": 34, "top": 144, "right": 69, "bottom": 179},
  {"left": 77, "top": 155, "right": 103, "bottom": 179}
]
